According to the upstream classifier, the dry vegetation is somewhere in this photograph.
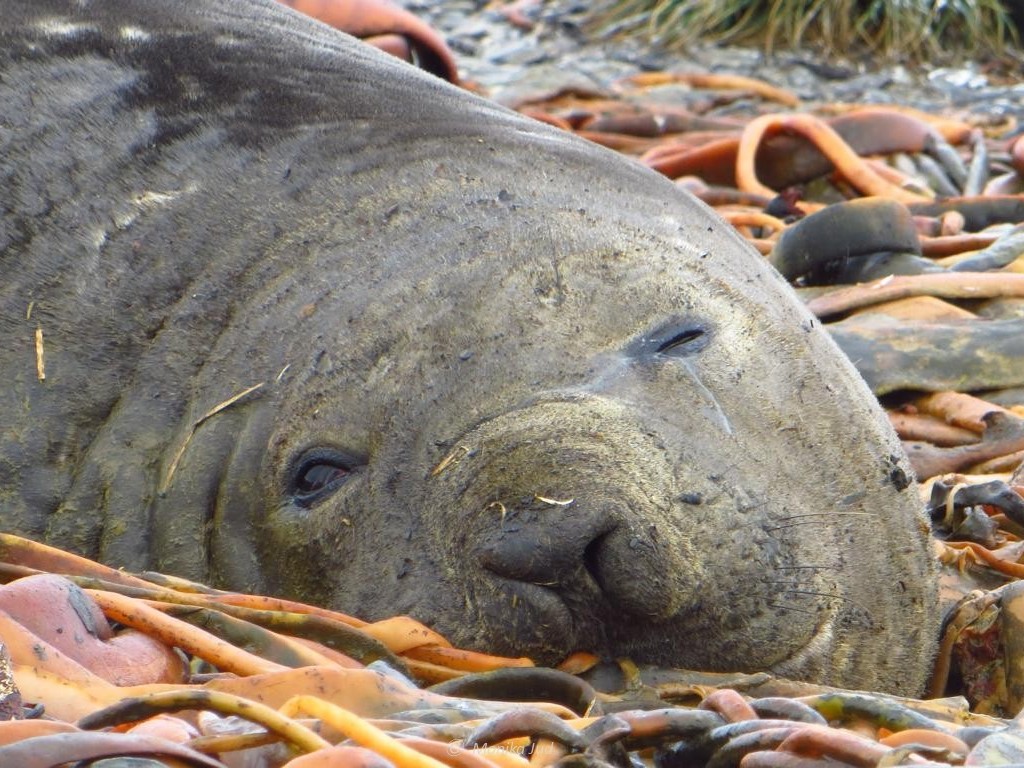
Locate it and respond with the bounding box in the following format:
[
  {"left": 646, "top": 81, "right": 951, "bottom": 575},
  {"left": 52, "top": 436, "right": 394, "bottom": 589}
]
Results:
[{"left": 594, "top": 0, "right": 1021, "bottom": 62}]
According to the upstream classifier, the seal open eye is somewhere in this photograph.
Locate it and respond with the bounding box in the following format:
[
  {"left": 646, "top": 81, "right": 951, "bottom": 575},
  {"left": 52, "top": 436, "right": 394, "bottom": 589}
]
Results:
[{"left": 290, "top": 449, "right": 356, "bottom": 506}]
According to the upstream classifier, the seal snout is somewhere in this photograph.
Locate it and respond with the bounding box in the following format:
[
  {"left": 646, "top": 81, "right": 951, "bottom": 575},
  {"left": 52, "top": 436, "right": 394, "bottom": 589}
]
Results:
[
  {"left": 476, "top": 497, "right": 618, "bottom": 586},
  {"left": 431, "top": 397, "right": 693, "bottom": 657},
  {"left": 475, "top": 497, "right": 681, "bottom": 620}
]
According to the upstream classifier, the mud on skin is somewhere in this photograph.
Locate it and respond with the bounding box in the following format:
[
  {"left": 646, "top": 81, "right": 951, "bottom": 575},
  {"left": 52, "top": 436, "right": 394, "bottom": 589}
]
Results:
[{"left": 0, "top": 0, "right": 938, "bottom": 694}]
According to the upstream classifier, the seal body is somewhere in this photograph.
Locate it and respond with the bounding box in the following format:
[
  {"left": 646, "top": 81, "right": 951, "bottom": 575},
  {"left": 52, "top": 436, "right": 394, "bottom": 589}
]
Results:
[{"left": 0, "top": 0, "right": 938, "bottom": 693}]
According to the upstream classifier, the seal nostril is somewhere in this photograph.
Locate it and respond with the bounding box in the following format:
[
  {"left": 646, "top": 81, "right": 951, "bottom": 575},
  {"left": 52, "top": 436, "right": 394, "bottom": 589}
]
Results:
[
  {"left": 476, "top": 499, "right": 619, "bottom": 588},
  {"left": 579, "top": 525, "right": 685, "bottom": 621},
  {"left": 582, "top": 532, "right": 610, "bottom": 592}
]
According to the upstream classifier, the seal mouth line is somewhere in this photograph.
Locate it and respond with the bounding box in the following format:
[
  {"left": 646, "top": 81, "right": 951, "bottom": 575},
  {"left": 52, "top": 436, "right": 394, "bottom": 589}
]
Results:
[
  {"left": 486, "top": 575, "right": 589, "bottom": 657},
  {"left": 769, "top": 592, "right": 841, "bottom": 678}
]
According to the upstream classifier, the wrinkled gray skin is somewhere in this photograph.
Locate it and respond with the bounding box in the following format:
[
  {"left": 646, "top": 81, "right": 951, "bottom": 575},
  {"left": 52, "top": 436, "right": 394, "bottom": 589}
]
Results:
[{"left": 0, "top": 0, "right": 938, "bottom": 694}]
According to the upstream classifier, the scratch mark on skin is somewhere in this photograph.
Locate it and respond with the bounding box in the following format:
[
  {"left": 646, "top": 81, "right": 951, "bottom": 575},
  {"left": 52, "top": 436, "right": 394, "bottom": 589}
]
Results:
[
  {"left": 120, "top": 26, "right": 150, "bottom": 42},
  {"left": 682, "top": 359, "right": 734, "bottom": 436},
  {"left": 36, "top": 18, "right": 97, "bottom": 37},
  {"left": 114, "top": 186, "right": 199, "bottom": 230}
]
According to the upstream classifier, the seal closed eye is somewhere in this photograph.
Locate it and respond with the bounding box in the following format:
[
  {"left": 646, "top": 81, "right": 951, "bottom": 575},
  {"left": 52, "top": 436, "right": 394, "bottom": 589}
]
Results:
[{"left": 628, "top": 321, "right": 711, "bottom": 359}]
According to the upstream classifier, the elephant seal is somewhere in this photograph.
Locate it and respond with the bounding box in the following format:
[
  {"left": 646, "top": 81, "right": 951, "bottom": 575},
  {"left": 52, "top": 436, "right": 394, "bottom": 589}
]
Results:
[{"left": 0, "top": 0, "right": 937, "bottom": 694}]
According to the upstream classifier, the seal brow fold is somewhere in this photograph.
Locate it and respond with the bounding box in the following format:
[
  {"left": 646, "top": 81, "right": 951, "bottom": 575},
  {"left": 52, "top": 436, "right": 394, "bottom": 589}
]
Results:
[{"left": 160, "top": 382, "right": 265, "bottom": 493}]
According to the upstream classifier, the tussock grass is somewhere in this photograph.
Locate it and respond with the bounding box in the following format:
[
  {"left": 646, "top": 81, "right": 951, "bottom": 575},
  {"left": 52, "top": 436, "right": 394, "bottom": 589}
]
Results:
[{"left": 594, "top": 0, "right": 1020, "bottom": 62}]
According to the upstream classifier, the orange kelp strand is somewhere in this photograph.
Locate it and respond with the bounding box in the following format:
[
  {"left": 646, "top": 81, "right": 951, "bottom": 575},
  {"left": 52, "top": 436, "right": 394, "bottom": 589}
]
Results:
[
  {"left": 86, "top": 590, "right": 287, "bottom": 676},
  {"left": 215, "top": 593, "right": 369, "bottom": 627},
  {"left": 878, "top": 727, "right": 969, "bottom": 755},
  {"left": 0, "top": 720, "right": 80, "bottom": 747},
  {"left": 282, "top": 695, "right": 453, "bottom": 768},
  {"left": 926, "top": 589, "right": 1000, "bottom": 698},
  {"left": 291, "top": 636, "right": 364, "bottom": 668},
  {"left": 0, "top": 534, "right": 154, "bottom": 589},
  {"left": 147, "top": 598, "right": 399, "bottom": 667},
  {"left": 915, "top": 391, "right": 1013, "bottom": 433},
  {"left": 920, "top": 232, "right": 1001, "bottom": 257},
  {"left": 276, "top": 0, "right": 458, "bottom": 83},
  {"left": 645, "top": 136, "right": 741, "bottom": 185},
  {"left": 642, "top": 131, "right": 745, "bottom": 163},
  {"left": 403, "top": 645, "right": 533, "bottom": 673},
  {"left": 155, "top": 602, "right": 345, "bottom": 669},
  {"left": 719, "top": 210, "right": 788, "bottom": 236},
  {"left": 699, "top": 689, "right": 758, "bottom": 722},
  {"left": 944, "top": 542, "right": 1024, "bottom": 578},
  {"left": 888, "top": 411, "right": 980, "bottom": 447},
  {"left": 555, "top": 652, "right": 600, "bottom": 676},
  {"left": 778, "top": 724, "right": 890, "bottom": 765},
  {"left": 618, "top": 72, "right": 799, "bottom": 107},
  {"left": 401, "top": 657, "right": 465, "bottom": 684},
  {"left": 737, "top": 113, "right": 932, "bottom": 205},
  {"left": 79, "top": 689, "right": 331, "bottom": 753},
  {"left": 755, "top": 108, "right": 963, "bottom": 191},
  {"left": 573, "top": 130, "right": 658, "bottom": 154},
  {"left": 805, "top": 272, "right": 1024, "bottom": 318},
  {"left": 359, "top": 616, "right": 451, "bottom": 652}
]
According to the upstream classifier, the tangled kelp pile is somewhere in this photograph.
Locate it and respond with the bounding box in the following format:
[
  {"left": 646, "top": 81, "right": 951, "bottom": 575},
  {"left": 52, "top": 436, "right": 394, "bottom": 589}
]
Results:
[
  {"left": 7, "top": 497, "right": 1024, "bottom": 767},
  {"left": 0, "top": 522, "right": 1023, "bottom": 768}
]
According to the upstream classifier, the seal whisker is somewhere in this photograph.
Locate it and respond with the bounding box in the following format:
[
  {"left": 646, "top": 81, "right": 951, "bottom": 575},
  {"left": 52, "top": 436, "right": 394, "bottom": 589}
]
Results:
[
  {"left": 766, "top": 603, "right": 819, "bottom": 616},
  {"left": 773, "top": 564, "right": 828, "bottom": 570},
  {"left": 772, "top": 512, "right": 874, "bottom": 521},
  {"left": 763, "top": 580, "right": 819, "bottom": 588},
  {"left": 780, "top": 589, "right": 861, "bottom": 607},
  {"left": 766, "top": 513, "right": 872, "bottom": 532}
]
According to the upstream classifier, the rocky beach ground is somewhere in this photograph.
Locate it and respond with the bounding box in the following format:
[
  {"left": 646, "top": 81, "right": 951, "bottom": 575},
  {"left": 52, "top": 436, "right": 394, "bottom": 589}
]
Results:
[{"left": 403, "top": 0, "right": 1024, "bottom": 125}]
